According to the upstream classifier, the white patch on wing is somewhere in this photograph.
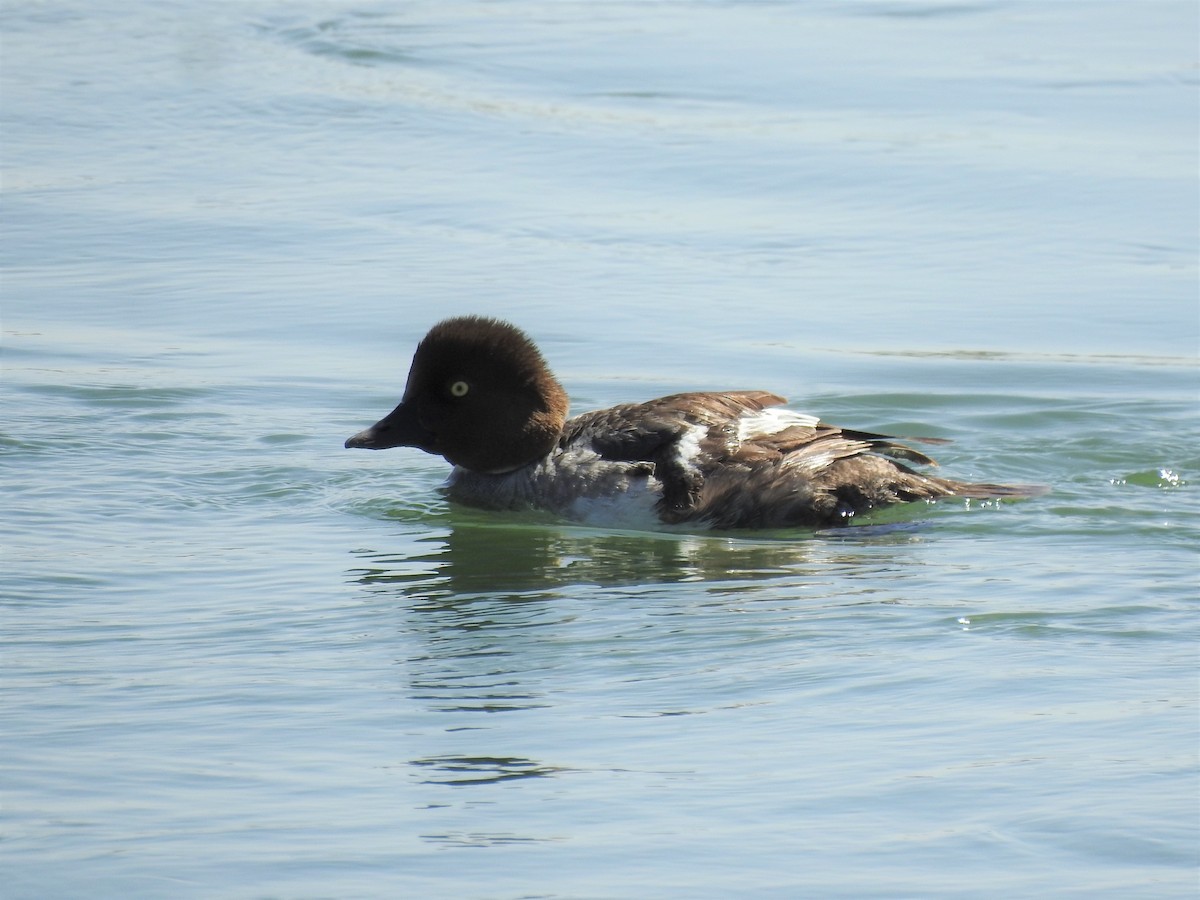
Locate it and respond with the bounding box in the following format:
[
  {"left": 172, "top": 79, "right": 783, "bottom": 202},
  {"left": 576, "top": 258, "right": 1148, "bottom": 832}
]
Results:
[
  {"left": 737, "top": 408, "right": 820, "bottom": 441},
  {"left": 674, "top": 423, "right": 709, "bottom": 473},
  {"left": 781, "top": 449, "right": 836, "bottom": 474}
]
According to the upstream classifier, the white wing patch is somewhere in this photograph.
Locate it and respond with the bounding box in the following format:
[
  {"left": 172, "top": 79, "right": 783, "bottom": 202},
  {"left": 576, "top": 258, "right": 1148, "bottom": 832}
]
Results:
[
  {"left": 781, "top": 448, "right": 837, "bottom": 475},
  {"left": 674, "top": 422, "right": 708, "bottom": 473},
  {"left": 737, "top": 407, "right": 820, "bottom": 441}
]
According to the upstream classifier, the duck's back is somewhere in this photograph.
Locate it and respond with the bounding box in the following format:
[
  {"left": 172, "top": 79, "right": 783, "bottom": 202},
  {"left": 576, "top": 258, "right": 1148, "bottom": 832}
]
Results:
[{"left": 558, "top": 391, "right": 1039, "bottom": 529}]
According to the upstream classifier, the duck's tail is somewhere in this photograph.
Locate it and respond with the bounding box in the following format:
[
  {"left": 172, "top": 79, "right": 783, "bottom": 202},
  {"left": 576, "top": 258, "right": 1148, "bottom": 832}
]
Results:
[{"left": 938, "top": 479, "right": 1050, "bottom": 500}]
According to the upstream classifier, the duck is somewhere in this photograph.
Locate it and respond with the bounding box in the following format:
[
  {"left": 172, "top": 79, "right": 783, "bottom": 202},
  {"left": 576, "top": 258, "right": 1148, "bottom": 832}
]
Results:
[{"left": 345, "top": 315, "right": 1042, "bottom": 529}]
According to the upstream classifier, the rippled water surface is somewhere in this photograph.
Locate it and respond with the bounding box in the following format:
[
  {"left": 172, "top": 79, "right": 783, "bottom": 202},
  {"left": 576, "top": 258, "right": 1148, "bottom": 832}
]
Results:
[{"left": 3, "top": 1, "right": 1198, "bottom": 897}]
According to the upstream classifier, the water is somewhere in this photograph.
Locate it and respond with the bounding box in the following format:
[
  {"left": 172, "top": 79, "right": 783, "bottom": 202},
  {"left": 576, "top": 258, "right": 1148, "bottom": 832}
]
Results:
[{"left": 3, "top": 1, "right": 1198, "bottom": 897}]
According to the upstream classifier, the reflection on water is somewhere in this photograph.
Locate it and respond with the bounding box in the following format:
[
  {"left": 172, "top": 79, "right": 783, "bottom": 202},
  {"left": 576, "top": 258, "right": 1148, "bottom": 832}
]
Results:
[
  {"left": 411, "top": 755, "right": 566, "bottom": 786},
  {"left": 355, "top": 517, "right": 942, "bottom": 856},
  {"left": 348, "top": 519, "right": 835, "bottom": 717},
  {"left": 347, "top": 509, "right": 926, "bottom": 599},
  {"left": 419, "top": 830, "right": 557, "bottom": 848},
  {"left": 345, "top": 514, "right": 927, "bottom": 722}
]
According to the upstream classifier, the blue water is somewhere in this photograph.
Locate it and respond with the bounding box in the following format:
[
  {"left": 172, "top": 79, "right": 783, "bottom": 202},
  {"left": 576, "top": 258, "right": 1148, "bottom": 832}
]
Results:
[{"left": 3, "top": 1, "right": 1198, "bottom": 897}]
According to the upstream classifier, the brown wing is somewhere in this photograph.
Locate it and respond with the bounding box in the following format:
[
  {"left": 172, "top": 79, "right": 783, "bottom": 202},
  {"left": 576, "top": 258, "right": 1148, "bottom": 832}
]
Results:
[
  {"left": 563, "top": 391, "right": 786, "bottom": 519},
  {"left": 565, "top": 391, "right": 786, "bottom": 463},
  {"left": 566, "top": 392, "right": 1041, "bottom": 528}
]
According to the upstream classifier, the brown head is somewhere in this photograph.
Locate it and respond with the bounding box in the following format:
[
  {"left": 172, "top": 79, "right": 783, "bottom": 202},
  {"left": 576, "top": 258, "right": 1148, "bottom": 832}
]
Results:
[{"left": 344, "top": 316, "right": 570, "bottom": 474}]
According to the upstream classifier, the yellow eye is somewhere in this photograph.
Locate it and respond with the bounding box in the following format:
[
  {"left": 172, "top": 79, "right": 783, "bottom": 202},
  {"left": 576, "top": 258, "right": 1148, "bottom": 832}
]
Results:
[{"left": 449, "top": 380, "right": 470, "bottom": 398}]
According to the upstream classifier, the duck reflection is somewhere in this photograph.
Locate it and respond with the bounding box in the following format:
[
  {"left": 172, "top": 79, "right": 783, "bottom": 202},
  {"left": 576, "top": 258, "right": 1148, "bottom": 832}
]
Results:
[
  {"left": 346, "top": 507, "right": 865, "bottom": 599},
  {"left": 345, "top": 510, "right": 921, "bottom": 814},
  {"left": 346, "top": 511, "right": 922, "bottom": 706},
  {"left": 346, "top": 511, "right": 847, "bottom": 715}
]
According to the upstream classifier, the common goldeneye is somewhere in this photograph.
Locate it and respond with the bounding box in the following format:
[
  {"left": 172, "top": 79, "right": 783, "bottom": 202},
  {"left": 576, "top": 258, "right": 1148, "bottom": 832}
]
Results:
[{"left": 345, "top": 316, "right": 1041, "bottom": 529}]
